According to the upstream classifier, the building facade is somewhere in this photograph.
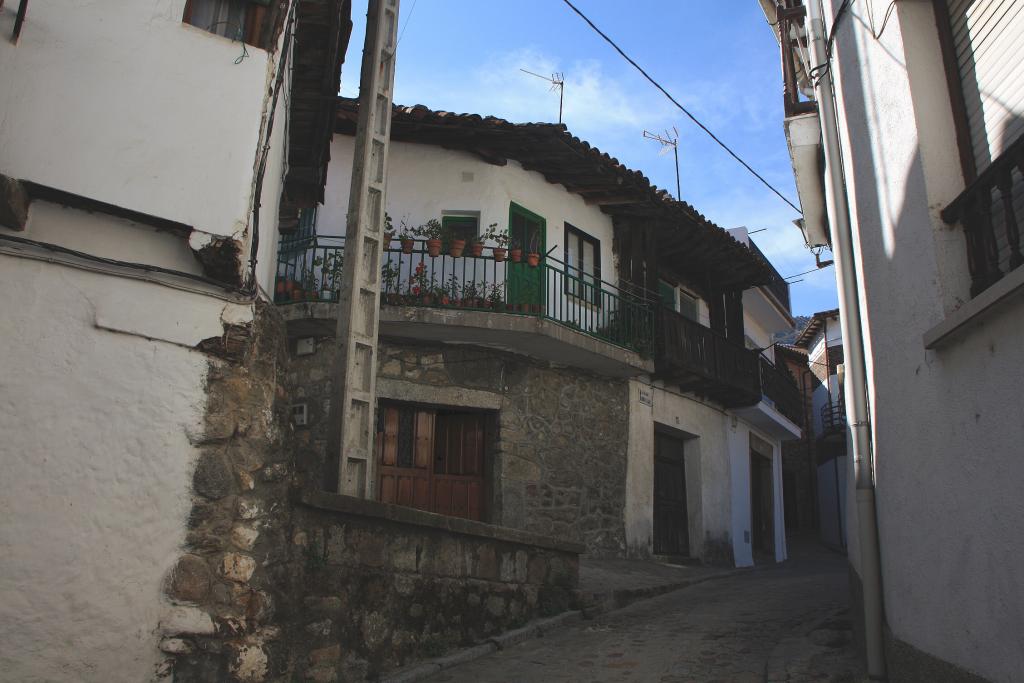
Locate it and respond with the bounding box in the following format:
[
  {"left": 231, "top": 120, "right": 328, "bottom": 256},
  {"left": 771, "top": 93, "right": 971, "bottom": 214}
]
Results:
[
  {"left": 277, "top": 100, "right": 803, "bottom": 569},
  {"left": 764, "top": 0, "right": 1024, "bottom": 680},
  {"left": 0, "top": 1, "right": 350, "bottom": 680}
]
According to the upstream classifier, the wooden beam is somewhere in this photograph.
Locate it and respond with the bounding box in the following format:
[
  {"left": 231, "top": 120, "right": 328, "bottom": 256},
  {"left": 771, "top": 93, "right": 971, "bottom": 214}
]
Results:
[{"left": 0, "top": 174, "right": 29, "bottom": 231}]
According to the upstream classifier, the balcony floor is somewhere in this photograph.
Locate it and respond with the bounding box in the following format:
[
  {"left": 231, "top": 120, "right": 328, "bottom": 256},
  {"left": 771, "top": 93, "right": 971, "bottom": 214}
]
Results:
[{"left": 279, "top": 302, "right": 653, "bottom": 379}]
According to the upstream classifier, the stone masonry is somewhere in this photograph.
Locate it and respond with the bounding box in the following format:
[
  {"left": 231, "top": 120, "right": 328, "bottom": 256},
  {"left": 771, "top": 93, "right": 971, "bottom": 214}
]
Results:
[{"left": 287, "top": 336, "right": 631, "bottom": 557}]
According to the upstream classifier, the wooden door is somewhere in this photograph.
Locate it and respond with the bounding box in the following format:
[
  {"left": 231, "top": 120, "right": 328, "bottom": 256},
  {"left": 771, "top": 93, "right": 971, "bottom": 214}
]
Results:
[
  {"left": 507, "top": 203, "right": 545, "bottom": 310},
  {"left": 750, "top": 452, "right": 775, "bottom": 557},
  {"left": 377, "top": 405, "right": 434, "bottom": 512},
  {"left": 653, "top": 432, "right": 689, "bottom": 556},
  {"left": 377, "top": 404, "right": 486, "bottom": 521},
  {"left": 432, "top": 413, "right": 485, "bottom": 521}
]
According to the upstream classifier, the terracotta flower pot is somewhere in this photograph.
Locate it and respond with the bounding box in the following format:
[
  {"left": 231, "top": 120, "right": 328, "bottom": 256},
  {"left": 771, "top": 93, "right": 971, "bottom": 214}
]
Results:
[
  {"left": 526, "top": 253, "right": 540, "bottom": 267},
  {"left": 470, "top": 243, "right": 485, "bottom": 257},
  {"left": 291, "top": 289, "right": 304, "bottom": 302},
  {"left": 386, "top": 293, "right": 399, "bottom": 305},
  {"left": 426, "top": 239, "right": 442, "bottom": 257},
  {"left": 448, "top": 239, "right": 466, "bottom": 258},
  {"left": 492, "top": 247, "right": 507, "bottom": 263},
  {"left": 384, "top": 231, "right": 395, "bottom": 244},
  {"left": 400, "top": 238, "right": 414, "bottom": 254},
  {"left": 510, "top": 248, "right": 522, "bottom": 263}
]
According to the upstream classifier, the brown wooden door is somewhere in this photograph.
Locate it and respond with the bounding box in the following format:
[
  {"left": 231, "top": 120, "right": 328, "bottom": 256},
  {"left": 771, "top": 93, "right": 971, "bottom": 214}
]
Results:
[
  {"left": 377, "top": 404, "right": 486, "bottom": 521},
  {"left": 653, "top": 432, "right": 689, "bottom": 556},
  {"left": 750, "top": 452, "right": 774, "bottom": 557}
]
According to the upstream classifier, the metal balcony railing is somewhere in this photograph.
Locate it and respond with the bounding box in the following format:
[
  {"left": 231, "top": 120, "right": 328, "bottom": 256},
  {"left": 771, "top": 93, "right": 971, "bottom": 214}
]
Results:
[
  {"left": 274, "top": 235, "right": 655, "bottom": 354},
  {"left": 820, "top": 400, "right": 846, "bottom": 433},
  {"left": 942, "top": 132, "right": 1024, "bottom": 298}
]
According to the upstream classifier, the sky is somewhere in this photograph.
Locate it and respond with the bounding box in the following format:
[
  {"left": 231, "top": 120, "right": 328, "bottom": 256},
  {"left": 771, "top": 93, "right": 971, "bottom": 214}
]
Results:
[{"left": 340, "top": 0, "right": 839, "bottom": 317}]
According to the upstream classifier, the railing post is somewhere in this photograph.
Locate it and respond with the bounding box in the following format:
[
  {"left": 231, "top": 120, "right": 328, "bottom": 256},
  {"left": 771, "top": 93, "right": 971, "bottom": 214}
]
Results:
[{"left": 1001, "top": 162, "right": 1023, "bottom": 270}]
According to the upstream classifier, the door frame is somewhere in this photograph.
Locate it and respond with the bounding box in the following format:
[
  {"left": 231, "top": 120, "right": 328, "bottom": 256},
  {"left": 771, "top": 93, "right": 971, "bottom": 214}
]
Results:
[{"left": 507, "top": 202, "right": 546, "bottom": 310}]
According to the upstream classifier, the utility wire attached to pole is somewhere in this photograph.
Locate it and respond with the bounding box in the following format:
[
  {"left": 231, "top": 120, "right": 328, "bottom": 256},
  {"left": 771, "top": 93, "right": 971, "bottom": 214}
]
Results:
[
  {"left": 560, "top": 0, "right": 802, "bottom": 215},
  {"left": 520, "top": 68, "right": 565, "bottom": 124}
]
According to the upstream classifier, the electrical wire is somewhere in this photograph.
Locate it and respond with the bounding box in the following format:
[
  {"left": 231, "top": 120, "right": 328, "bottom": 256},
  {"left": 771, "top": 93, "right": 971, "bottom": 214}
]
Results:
[
  {"left": 396, "top": 0, "right": 417, "bottom": 47},
  {"left": 559, "top": 0, "right": 802, "bottom": 215},
  {"left": 784, "top": 262, "right": 833, "bottom": 280},
  {"left": 809, "top": 0, "right": 856, "bottom": 86}
]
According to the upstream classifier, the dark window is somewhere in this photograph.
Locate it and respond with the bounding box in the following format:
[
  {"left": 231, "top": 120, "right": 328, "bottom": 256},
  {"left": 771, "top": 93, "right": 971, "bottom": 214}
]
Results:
[
  {"left": 564, "top": 224, "right": 601, "bottom": 305},
  {"left": 183, "top": 0, "right": 272, "bottom": 48},
  {"left": 441, "top": 215, "right": 479, "bottom": 243}
]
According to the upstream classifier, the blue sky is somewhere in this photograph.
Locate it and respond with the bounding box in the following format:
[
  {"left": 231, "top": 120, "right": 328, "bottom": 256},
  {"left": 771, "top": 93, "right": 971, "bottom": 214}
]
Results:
[{"left": 341, "top": 0, "right": 838, "bottom": 317}]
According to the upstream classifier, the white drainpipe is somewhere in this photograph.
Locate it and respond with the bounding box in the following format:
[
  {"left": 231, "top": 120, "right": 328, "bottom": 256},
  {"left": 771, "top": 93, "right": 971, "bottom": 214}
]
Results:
[{"left": 805, "top": 0, "right": 886, "bottom": 678}]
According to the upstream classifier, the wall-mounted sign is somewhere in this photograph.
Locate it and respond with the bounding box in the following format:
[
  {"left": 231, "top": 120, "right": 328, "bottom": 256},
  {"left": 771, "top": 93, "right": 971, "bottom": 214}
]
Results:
[{"left": 638, "top": 386, "right": 653, "bottom": 407}]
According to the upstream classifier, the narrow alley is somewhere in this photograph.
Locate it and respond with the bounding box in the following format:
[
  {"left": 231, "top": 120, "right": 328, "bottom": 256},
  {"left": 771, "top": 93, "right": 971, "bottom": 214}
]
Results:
[{"left": 422, "top": 542, "right": 862, "bottom": 683}]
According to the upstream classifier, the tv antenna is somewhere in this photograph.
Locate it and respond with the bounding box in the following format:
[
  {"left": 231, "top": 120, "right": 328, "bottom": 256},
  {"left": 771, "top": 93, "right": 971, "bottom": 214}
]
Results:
[
  {"left": 643, "top": 127, "right": 680, "bottom": 200},
  {"left": 520, "top": 69, "right": 565, "bottom": 124}
]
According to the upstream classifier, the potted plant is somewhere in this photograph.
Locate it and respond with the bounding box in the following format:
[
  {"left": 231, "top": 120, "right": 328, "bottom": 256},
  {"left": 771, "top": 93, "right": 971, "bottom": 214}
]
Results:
[
  {"left": 383, "top": 212, "right": 395, "bottom": 245},
  {"left": 526, "top": 234, "right": 541, "bottom": 268},
  {"left": 399, "top": 220, "right": 415, "bottom": 254},
  {"left": 380, "top": 260, "right": 401, "bottom": 304},
  {"left": 486, "top": 283, "right": 504, "bottom": 309},
  {"left": 409, "top": 262, "right": 435, "bottom": 304},
  {"left": 468, "top": 233, "right": 485, "bottom": 258},
  {"left": 481, "top": 222, "right": 509, "bottom": 261},
  {"left": 414, "top": 219, "right": 443, "bottom": 257},
  {"left": 509, "top": 236, "right": 523, "bottom": 263}
]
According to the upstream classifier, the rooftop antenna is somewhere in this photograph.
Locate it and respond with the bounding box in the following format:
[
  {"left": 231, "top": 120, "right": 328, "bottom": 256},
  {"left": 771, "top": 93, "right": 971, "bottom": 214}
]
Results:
[
  {"left": 643, "top": 127, "right": 680, "bottom": 200},
  {"left": 520, "top": 68, "right": 565, "bottom": 124}
]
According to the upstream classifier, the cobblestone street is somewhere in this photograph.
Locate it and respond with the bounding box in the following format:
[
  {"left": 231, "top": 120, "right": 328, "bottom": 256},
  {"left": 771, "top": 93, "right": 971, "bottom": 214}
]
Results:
[{"left": 424, "top": 542, "right": 863, "bottom": 682}]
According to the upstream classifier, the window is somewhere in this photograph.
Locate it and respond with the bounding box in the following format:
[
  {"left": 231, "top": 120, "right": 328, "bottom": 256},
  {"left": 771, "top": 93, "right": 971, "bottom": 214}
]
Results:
[
  {"left": 441, "top": 214, "right": 479, "bottom": 243},
  {"left": 658, "top": 279, "right": 678, "bottom": 311},
  {"left": 678, "top": 289, "right": 699, "bottom": 322},
  {"left": 183, "top": 0, "right": 272, "bottom": 47},
  {"left": 564, "top": 224, "right": 601, "bottom": 305},
  {"left": 376, "top": 403, "right": 488, "bottom": 521}
]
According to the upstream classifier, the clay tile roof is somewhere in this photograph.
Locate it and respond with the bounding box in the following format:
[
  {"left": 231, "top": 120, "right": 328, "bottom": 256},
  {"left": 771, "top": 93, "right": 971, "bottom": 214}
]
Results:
[
  {"left": 334, "top": 98, "right": 778, "bottom": 292},
  {"left": 793, "top": 308, "right": 840, "bottom": 348}
]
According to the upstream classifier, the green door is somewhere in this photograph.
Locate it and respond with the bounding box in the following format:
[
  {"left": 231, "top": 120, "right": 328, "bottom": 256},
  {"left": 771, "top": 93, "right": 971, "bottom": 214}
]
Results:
[{"left": 507, "top": 202, "right": 546, "bottom": 311}]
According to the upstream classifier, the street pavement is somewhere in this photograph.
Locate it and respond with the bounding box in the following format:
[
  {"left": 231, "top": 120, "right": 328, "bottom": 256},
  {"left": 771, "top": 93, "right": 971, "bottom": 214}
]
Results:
[{"left": 424, "top": 540, "right": 863, "bottom": 682}]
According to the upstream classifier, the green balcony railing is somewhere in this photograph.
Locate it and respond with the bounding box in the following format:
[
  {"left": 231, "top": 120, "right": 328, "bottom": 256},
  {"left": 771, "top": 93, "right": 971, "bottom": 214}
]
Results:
[{"left": 274, "top": 235, "right": 655, "bottom": 354}]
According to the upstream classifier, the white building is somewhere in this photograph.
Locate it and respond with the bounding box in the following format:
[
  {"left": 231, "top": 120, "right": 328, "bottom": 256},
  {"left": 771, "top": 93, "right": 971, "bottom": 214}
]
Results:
[
  {"left": 764, "top": 0, "right": 1024, "bottom": 680},
  {"left": 0, "top": 1, "right": 349, "bottom": 680},
  {"left": 278, "top": 100, "right": 802, "bottom": 568}
]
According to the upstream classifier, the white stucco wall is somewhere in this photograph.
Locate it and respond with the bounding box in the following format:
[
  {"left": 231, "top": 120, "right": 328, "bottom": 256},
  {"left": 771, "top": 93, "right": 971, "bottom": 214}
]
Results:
[
  {"left": 0, "top": 1, "right": 279, "bottom": 238},
  {"left": 625, "top": 380, "right": 655, "bottom": 557},
  {"left": 320, "top": 137, "right": 618, "bottom": 271},
  {"left": 0, "top": 245, "right": 252, "bottom": 681},
  {"left": 825, "top": 1, "right": 1024, "bottom": 679}
]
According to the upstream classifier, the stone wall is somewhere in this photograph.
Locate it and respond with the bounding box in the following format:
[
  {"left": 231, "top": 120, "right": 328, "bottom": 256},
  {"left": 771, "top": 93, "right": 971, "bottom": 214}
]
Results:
[
  {"left": 287, "top": 492, "right": 582, "bottom": 679},
  {"left": 165, "top": 302, "right": 296, "bottom": 682},
  {"left": 287, "top": 336, "right": 631, "bottom": 557}
]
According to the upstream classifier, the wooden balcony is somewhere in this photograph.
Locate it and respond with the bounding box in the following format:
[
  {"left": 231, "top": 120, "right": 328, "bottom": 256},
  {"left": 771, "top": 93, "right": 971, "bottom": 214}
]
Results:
[
  {"left": 942, "top": 132, "right": 1024, "bottom": 298},
  {"left": 654, "top": 308, "right": 761, "bottom": 408}
]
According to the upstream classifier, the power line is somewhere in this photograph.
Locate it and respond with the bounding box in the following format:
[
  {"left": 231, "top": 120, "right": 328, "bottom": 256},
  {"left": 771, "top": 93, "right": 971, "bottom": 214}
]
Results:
[
  {"left": 559, "top": 0, "right": 802, "bottom": 215},
  {"left": 784, "top": 262, "right": 834, "bottom": 280}
]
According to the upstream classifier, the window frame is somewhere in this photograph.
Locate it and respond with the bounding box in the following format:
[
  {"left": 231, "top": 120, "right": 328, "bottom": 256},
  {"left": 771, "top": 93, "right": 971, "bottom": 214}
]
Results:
[
  {"left": 440, "top": 214, "right": 480, "bottom": 244},
  {"left": 182, "top": 0, "right": 274, "bottom": 49},
  {"left": 563, "top": 223, "right": 602, "bottom": 306}
]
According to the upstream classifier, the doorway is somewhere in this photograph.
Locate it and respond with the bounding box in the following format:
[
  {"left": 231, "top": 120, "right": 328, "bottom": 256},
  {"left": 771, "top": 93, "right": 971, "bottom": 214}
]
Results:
[
  {"left": 653, "top": 431, "right": 689, "bottom": 557},
  {"left": 507, "top": 202, "right": 546, "bottom": 310},
  {"left": 749, "top": 436, "right": 775, "bottom": 559}
]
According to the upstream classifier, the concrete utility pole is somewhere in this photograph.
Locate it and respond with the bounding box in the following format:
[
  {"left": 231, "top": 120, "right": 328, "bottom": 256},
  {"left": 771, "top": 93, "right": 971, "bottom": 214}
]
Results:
[{"left": 328, "top": 0, "right": 400, "bottom": 497}]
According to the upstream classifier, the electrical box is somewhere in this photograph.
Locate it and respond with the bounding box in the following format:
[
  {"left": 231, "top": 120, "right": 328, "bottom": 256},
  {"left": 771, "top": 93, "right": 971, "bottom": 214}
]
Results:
[
  {"left": 296, "top": 337, "right": 315, "bottom": 356},
  {"left": 291, "top": 403, "right": 308, "bottom": 427}
]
